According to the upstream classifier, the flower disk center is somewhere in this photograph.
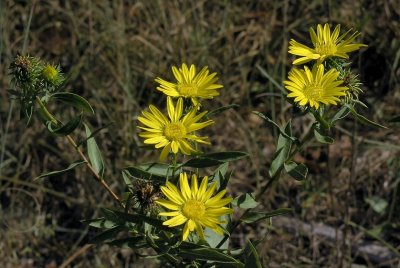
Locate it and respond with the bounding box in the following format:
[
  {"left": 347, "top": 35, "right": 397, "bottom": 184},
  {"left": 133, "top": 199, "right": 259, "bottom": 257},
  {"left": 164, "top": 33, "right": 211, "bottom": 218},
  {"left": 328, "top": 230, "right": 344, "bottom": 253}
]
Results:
[
  {"left": 164, "top": 122, "right": 187, "bottom": 140},
  {"left": 315, "top": 43, "right": 337, "bottom": 55},
  {"left": 182, "top": 200, "right": 206, "bottom": 220},
  {"left": 178, "top": 83, "right": 198, "bottom": 96},
  {"left": 303, "top": 85, "right": 323, "bottom": 100}
]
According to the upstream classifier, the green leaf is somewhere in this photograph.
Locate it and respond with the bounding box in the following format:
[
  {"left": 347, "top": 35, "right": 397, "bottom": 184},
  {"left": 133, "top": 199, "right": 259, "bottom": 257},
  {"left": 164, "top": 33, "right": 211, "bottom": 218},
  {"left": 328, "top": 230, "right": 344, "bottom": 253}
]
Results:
[
  {"left": 84, "top": 123, "right": 105, "bottom": 178},
  {"left": 269, "top": 121, "right": 292, "bottom": 178},
  {"left": 90, "top": 226, "right": 125, "bottom": 244},
  {"left": 204, "top": 151, "right": 248, "bottom": 162},
  {"left": 330, "top": 106, "right": 350, "bottom": 125},
  {"left": 180, "top": 247, "right": 243, "bottom": 265},
  {"left": 207, "top": 104, "right": 239, "bottom": 118},
  {"left": 345, "top": 104, "right": 387, "bottom": 129},
  {"left": 253, "top": 112, "right": 297, "bottom": 142},
  {"left": 232, "top": 193, "right": 259, "bottom": 209},
  {"left": 181, "top": 157, "right": 223, "bottom": 168},
  {"left": 122, "top": 170, "right": 134, "bottom": 190},
  {"left": 46, "top": 114, "right": 83, "bottom": 136},
  {"left": 34, "top": 160, "right": 86, "bottom": 181},
  {"left": 212, "top": 162, "right": 230, "bottom": 190},
  {"left": 365, "top": 196, "right": 388, "bottom": 214},
  {"left": 107, "top": 236, "right": 147, "bottom": 249},
  {"left": 52, "top": 92, "right": 94, "bottom": 114},
  {"left": 284, "top": 161, "right": 308, "bottom": 181},
  {"left": 76, "top": 122, "right": 114, "bottom": 147},
  {"left": 123, "top": 163, "right": 177, "bottom": 182},
  {"left": 111, "top": 210, "right": 179, "bottom": 234},
  {"left": 82, "top": 218, "right": 119, "bottom": 229},
  {"left": 240, "top": 208, "right": 292, "bottom": 223},
  {"left": 204, "top": 226, "right": 227, "bottom": 249},
  {"left": 181, "top": 152, "right": 248, "bottom": 168},
  {"left": 313, "top": 127, "right": 334, "bottom": 144},
  {"left": 245, "top": 240, "right": 262, "bottom": 268},
  {"left": 353, "top": 99, "right": 368, "bottom": 109}
]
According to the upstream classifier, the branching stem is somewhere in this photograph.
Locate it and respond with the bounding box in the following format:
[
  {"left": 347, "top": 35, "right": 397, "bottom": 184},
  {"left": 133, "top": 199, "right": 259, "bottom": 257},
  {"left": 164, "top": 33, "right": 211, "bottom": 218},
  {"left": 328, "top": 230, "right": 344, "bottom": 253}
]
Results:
[{"left": 35, "top": 97, "right": 124, "bottom": 208}]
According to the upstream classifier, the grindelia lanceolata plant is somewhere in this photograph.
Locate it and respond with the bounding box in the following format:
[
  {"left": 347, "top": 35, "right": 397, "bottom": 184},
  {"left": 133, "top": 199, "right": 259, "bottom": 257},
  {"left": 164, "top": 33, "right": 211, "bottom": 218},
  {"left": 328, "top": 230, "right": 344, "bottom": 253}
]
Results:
[{"left": 9, "top": 23, "right": 383, "bottom": 267}]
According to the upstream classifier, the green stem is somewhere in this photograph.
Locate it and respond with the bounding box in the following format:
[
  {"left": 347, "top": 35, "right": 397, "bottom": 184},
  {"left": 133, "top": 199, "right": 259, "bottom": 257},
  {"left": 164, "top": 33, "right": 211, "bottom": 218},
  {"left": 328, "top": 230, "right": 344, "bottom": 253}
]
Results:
[
  {"left": 34, "top": 97, "right": 124, "bottom": 208},
  {"left": 36, "top": 96, "right": 58, "bottom": 124}
]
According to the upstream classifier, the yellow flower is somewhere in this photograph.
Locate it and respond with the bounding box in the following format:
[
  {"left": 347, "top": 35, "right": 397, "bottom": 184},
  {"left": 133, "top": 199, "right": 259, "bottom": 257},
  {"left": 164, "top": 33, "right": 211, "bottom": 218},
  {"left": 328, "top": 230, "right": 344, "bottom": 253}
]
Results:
[
  {"left": 43, "top": 64, "right": 58, "bottom": 81},
  {"left": 138, "top": 97, "right": 213, "bottom": 161},
  {"left": 155, "top": 63, "right": 223, "bottom": 106},
  {"left": 283, "top": 64, "right": 348, "bottom": 109},
  {"left": 289, "top": 23, "right": 367, "bottom": 65},
  {"left": 156, "top": 172, "right": 233, "bottom": 241}
]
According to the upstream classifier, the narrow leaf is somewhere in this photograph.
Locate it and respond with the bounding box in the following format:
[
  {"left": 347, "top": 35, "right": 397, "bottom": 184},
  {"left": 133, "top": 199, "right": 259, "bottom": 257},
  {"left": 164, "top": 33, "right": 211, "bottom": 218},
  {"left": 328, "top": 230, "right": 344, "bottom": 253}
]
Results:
[
  {"left": 123, "top": 162, "right": 177, "bottom": 182},
  {"left": 313, "top": 128, "right": 334, "bottom": 144},
  {"left": 111, "top": 210, "right": 179, "bottom": 234},
  {"left": 269, "top": 121, "right": 292, "bottom": 178},
  {"left": 232, "top": 193, "right": 259, "bottom": 209},
  {"left": 107, "top": 236, "right": 147, "bottom": 249},
  {"left": 245, "top": 240, "right": 262, "bottom": 268},
  {"left": 284, "top": 161, "right": 308, "bottom": 181},
  {"left": 46, "top": 114, "right": 83, "bottom": 136},
  {"left": 330, "top": 106, "right": 350, "bottom": 125},
  {"left": 82, "top": 218, "right": 119, "bottom": 229},
  {"left": 84, "top": 123, "right": 105, "bottom": 178},
  {"left": 240, "top": 208, "right": 292, "bottom": 223},
  {"left": 34, "top": 160, "right": 86, "bottom": 181},
  {"left": 180, "top": 248, "right": 243, "bottom": 264},
  {"left": 207, "top": 104, "right": 239, "bottom": 118},
  {"left": 52, "top": 92, "right": 94, "bottom": 114},
  {"left": 76, "top": 122, "right": 114, "bottom": 147},
  {"left": 90, "top": 226, "right": 125, "bottom": 244},
  {"left": 253, "top": 112, "right": 297, "bottom": 142},
  {"left": 181, "top": 152, "right": 248, "bottom": 168},
  {"left": 345, "top": 104, "right": 387, "bottom": 129}
]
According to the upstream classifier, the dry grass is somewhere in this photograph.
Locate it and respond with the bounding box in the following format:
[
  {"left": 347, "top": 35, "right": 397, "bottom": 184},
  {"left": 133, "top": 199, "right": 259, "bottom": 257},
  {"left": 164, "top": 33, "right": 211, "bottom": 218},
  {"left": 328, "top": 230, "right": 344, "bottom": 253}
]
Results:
[{"left": 0, "top": 0, "right": 399, "bottom": 267}]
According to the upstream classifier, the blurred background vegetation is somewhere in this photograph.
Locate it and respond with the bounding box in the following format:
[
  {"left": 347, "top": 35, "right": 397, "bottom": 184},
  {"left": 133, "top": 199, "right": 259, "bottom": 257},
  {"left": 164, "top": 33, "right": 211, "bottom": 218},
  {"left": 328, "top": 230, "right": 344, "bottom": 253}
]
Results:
[{"left": 0, "top": 0, "right": 399, "bottom": 267}]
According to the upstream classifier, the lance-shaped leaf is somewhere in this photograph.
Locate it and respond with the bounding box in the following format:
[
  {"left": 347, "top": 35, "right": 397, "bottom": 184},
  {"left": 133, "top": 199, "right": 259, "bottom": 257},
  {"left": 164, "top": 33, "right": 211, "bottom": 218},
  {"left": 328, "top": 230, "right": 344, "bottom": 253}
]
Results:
[
  {"left": 179, "top": 247, "right": 243, "bottom": 265},
  {"left": 52, "top": 92, "right": 94, "bottom": 114},
  {"left": 207, "top": 104, "right": 239, "bottom": 118},
  {"left": 240, "top": 208, "right": 292, "bottom": 223},
  {"left": 46, "top": 113, "right": 83, "bottom": 136},
  {"left": 345, "top": 104, "right": 386, "bottom": 129},
  {"left": 313, "top": 125, "right": 334, "bottom": 144},
  {"left": 34, "top": 160, "right": 86, "bottom": 181},
  {"left": 232, "top": 193, "right": 259, "bottom": 209},
  {"left": 123, "top": 163, "right": 178, "bottom": 182},
  {"left": 269, "top": 121, "right": 293, "bottom": 178},
  {"left": 284, "top": 161, "right": 308, "bottom": 181},
  {"left": 90, "top": 225, "right": 125, "bottom": 244},
  {"left": 181, "top": 151, "right": 248, "bottom": 168},
  {"left": 254, "top": 112, "right": 297, "bottom": 142},
  {"left": 245, "top": 240, "right": 262, "bottom": 268},
  {"left": 76, "top": 122, "right": 114, "bottom": 147},
  {"left": 107, "top": 236, "right": 147, "bottom": 249},
  {"left": 330, "top": 106, "right": 350, "bottom": 125},
  {"left": 84, "top": 123, "right": 105, "bottom": 178}
]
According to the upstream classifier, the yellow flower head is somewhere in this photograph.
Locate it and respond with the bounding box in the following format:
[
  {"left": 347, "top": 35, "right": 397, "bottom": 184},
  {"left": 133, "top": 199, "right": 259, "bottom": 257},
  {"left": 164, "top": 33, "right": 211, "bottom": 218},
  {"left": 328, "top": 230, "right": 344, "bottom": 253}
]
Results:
[
  {"left": 289, "top": 23, "right": 367, "bottom": 65},
  {"left": 138, "top": 97, "right": 214, "bottom": 161},
  {"left": 43, "top": 64, "right": 59, "bottom": 81},
  {"left": 284, "top": 64, "right": 348, "bottom": 109},
  {"left": 156, "top": 172, "right": 233, "bottom": 241},
  {"left": 155, "top": 63, "right": 223, "bottom": 106}
]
